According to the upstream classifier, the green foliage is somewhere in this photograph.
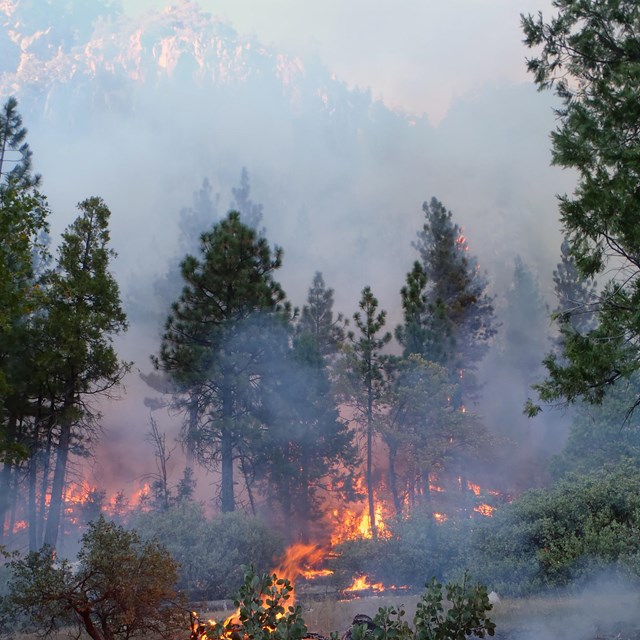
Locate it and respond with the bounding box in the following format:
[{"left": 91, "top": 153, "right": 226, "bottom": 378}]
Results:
[
  {"left": 369, "top": 605, "right": 413, "bottom": 640},
  {"left": 331, "top": 514, "right": 472, "bottom": 590},
  {"left": 522, "top": 1, "right": 640, "bottom": 414},
  {"left": 337, "top": 286, "right": 391, "bottom": 540},
  {"left": 550, "top": 378, "right": 640, "bottom": 478},
  {"left": 413, "top": 576, "right": 495, "bottom": 640},
  {"left": 254, "top": 272, "right": 356, "bottom": 541},
  {"left": 156, "top": 210, "right": 290, "bottom": 512},
  {"left": 412, "top": 197, "right": 496, "bottom": 397},
  {"left": 205, "top": 565, "right": 308, "bottom": 640},
  {"left": 0, "top": 96, "right": 41, "bottom": 192},
  {"left": 7, "top": 516, "right": 186, "bottom": 640},
  {"left": 344, "top": 576, "right": 495, "bottom": 640},
  {"left": 133, "top": 505, "right": 284, "bottom": 599},
  {"left": 379, "top": 356, "right": 488, "bottom": 514},
  {"left": 467, "top": 461, "right": 640, "bottom": 594}
]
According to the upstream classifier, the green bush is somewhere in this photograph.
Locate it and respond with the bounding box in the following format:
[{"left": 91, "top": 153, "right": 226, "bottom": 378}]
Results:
[
  {"left": 197, "top": 565, "right": 307, "bottom": 640},
  {"left": 343, "top": 574, "right": 494, "bottom": 640},
  {"left": 134, "top": 505, "right": 284, "bottom": 599},
  {"left": 6, "top": 517, "right": 186, "bottom": 640},
  {"left": 466, "top": 460, "right": 640, "bottom": 594},
  {"left": 331, "top": 513, "right": 471, "bottom": 589}
]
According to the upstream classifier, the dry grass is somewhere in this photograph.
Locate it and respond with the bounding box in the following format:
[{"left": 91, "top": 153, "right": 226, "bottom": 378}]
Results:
[{"left": 22, "top": 591, "right": 640, "bottom": 640}]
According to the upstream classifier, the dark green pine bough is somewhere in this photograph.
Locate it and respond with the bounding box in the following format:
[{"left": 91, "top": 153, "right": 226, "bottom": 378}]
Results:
[{"left": 522, "top": 1, "right": 640, "bottom": 416}]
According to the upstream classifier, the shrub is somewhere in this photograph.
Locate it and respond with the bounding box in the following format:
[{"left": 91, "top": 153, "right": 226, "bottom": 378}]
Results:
[
  {"left": 6, "top": 516, "right": 186, "bottom": 640},
  {"left": 198, "top": 565, "right": 308, "bottom": 640},
  {"left": 467, "top": 460, "right": 640, "bottom": 594},
  {"left": 134, "top": 505, "right": 284, "bottom": 599}
]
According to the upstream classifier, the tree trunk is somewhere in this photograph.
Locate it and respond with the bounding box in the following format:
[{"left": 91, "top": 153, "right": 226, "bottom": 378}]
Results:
[
  {"left": 7, "top": 468, "right": 19, "bottom": 541},
  {"left": 220, "top": 379, "right": 234, "bottom": 512},
  {"left": 239, "top": 456, "right": 256, "bottom": 516},
  {"left": 43, "top": 418, "right": 71, "bottom": 548},
  {"left": 38, "top": 425, "right": 53, "bottom": 547},
  {"left": 0, "top": 413, "right": 18, "bottom": 542},
  {"left": 366, "top": 381, "right": 377, "bottom": 540},
  {"left": 28, "top": 451, "right": 38, "bottom": 551},
  {"left": 387, "top": 439, "right": 402, "bottom": 516}
]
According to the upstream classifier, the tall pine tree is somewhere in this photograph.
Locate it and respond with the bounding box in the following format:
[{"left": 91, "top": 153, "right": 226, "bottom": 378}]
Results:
[
  {"left": 337, "top": 286, "right": 391, "bottom": 540},
  {"left": 42, "top": 197, "right": 129, "bottom": 548},
  {"left": 411, "top": 197, "right": 496, "bottom": 403},
  {"left": 155, "top": 211, "right": 288, "bottom": 513}
]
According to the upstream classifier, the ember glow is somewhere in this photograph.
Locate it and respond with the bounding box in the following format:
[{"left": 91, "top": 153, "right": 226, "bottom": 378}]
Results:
[
  {"left": 468, "top": 481, "right": 481, "bottom": 496},
  {"left": 474, "top": 503, "right": 495, "bottom": 517}
]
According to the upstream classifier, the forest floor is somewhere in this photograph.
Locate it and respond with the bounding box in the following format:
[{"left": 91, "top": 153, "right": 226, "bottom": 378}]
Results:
[{"left": 200, "top": 590, "right": 640, "bottom": 640}]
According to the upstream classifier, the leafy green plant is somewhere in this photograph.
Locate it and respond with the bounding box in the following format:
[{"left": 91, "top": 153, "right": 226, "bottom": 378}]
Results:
[
  {"left": 206, "top": 565, "right": 308, "bottom": 640},
  {"left": 342, "top": 576, "right": 495, "bottom": 640},
  {"left": 413, "top": 575, "right": 495, "bottom": 640}
]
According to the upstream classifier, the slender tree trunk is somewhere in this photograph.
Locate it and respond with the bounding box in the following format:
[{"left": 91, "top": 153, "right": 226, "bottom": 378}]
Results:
[
  {"left": 0, "top": 413, "right": 18, "bottom": 542},
  {"left": 28, "top": 451, "right": 38, "bottom": 550},
  {"left": 387, "top": 439, "right": 402, "bottom": 516},
  {"left": 366, "top": 379, "right": 377, "bottom": 540},
  {"left": 8, "top": 468, "right": 19, "bottom": 541},
  {"left": 38, "top": 425, "right": 53, "bottom": 547},
  {"left": 239, "top": 456, "right": 256, "bottom": 516},
  {"left": 220, "top": 379, "right": 234, "bottom": 512},
  {"left": 43, "top": 418, "right": 71, "bottom": 548}
]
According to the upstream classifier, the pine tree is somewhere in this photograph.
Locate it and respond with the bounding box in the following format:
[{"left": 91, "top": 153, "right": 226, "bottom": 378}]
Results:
[
  {"left": 42, "top": 197, "right": 129, "bottom": 548},
  {"left": 0, "top": 99, "right": 51, "bottom": 543},
  {"left": 522, "top": 2, "right": 640, "bottom": 415},
  {"left": 412, "top": 197, "right": 496, "bottom": 401},
  {"left": 337, "top": 286, "right": 391, "bottom": 540},
  {"left": 155, "top": 211, "right": 288, "bottom": 513},
  {"left": 551, "top": 238, "right": 598, "bottom": 352},
  {"left": 255, "top": 273, "right": 354, "bottom": 541},
  {"left": 230, "top": 167, "right": 264, "bottom": 231},
  {"left": 0, "top": 97, "right": 40, "bottom": 193}
]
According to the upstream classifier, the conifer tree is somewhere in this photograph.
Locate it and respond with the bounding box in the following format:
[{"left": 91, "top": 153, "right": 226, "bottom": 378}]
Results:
[
  {"left": 42, "top": 197, "right": 128, "bottom": 548},
  {"left": 551, "top": 238, "right": 598, "bottom": 353},
  {"left": 412, "top": 197, "right": 496, "bottom": 402},
  {"left": 256, "top": 273, "right": 354, "bottom": 541},
  {"left": 155, "top": 211, "right": 288, "bottom": 513},
  {"left": 338, "top": 286, "right": 391, "bottom": 539},
  {"left": 0, "top": 97, "right": 41, "bottom": 193},
  {"left": 522, "top": 2, "right": 640, "bottom": 415}
]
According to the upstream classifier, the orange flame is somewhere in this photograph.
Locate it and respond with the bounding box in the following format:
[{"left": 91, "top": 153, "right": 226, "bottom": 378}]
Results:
[
  {"left": 467, "top": 481, "right": 481, "bottom": 496},
  {"left": 344, "top": 575, "right": 384, "bottom": 593},
  {"left": 474, "top": 503, "right": 495, "bottom": 517},
  {"left": 13, "top": 519, "right": 27, "bottom": 533}
]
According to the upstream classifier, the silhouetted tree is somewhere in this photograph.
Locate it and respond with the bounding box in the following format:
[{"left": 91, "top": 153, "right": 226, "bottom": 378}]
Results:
[{"left": 256, "top": 273, "right": 355, "bottom": 541}]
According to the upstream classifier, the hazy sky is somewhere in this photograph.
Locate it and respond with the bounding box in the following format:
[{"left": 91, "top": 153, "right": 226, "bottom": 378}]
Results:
[{"left": 122, "top": 0, "right": 555, "bottom": 123}]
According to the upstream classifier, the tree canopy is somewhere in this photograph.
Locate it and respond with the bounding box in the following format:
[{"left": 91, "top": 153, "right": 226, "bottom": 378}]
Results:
[{"left": 523, "top": 1, "right": 640, "bottom": 416}]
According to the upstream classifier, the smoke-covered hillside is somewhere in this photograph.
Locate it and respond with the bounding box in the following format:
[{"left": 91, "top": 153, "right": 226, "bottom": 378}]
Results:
[{"left": 0, "top": 0, "right": 573, "bottom": 497}]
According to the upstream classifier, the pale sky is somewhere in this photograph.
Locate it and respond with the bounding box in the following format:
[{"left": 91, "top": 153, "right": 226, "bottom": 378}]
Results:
[{"left": 122, "top": 0, "right": 554, "bottom": 124}]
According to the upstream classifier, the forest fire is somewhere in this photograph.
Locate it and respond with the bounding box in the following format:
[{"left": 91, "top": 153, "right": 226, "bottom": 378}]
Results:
[{"left": 343, "top": 574, "right": 384, "bottom": 593}]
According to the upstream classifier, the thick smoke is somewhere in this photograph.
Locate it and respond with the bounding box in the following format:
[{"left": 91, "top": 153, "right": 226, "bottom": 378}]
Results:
[{"left": 1, "top": 1, "right": 573, "bottom": 509}]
